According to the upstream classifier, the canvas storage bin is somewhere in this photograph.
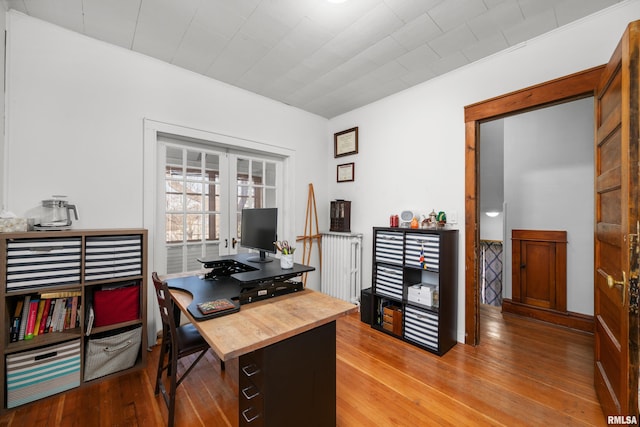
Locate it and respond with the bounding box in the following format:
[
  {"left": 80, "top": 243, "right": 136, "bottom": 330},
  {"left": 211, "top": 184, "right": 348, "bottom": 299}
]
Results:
[
  {"left": 6, "top": 339, "right": 81, "bottom": 408},
  {"left": 84, "top": 326, "right": 141, "bottom": 381},
  {"left": 93, "top": 284, "right": 140, "bottom": 327}
]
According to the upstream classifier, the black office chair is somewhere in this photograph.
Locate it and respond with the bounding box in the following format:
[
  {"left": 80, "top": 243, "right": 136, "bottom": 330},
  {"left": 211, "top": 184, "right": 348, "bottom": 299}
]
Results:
[{"left": 152, "top": 272, "right": 210, "bottom": 427}]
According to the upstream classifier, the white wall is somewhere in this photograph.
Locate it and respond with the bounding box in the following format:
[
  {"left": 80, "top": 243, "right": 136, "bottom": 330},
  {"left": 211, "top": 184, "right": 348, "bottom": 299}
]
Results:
[
  {"left": 3, "top": 11, "right": 329, "bottom": 292},
  {"left": 479, "top": 119, "right": 505, "bottom": 242},
  {"left": 503, "top": 98, "right": 594, "bottom": 314},
  {"left": 327, "top": 1, "right": 640, "bottom": 342}
]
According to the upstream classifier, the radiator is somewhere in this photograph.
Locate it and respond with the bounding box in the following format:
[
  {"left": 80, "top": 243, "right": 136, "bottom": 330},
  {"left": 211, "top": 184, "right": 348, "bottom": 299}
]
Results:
[{"left": 321, "top": 232, "right": 363, "bottom": 304}]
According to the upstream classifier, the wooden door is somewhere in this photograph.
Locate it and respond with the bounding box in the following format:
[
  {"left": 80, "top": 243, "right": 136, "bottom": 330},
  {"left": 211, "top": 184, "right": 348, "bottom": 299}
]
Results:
[
  {"left": 512, "top": 229, "right": 567, "bottom": 311},
  {"left": 594, "top": 20, "right": 639, "bottom": 420}
]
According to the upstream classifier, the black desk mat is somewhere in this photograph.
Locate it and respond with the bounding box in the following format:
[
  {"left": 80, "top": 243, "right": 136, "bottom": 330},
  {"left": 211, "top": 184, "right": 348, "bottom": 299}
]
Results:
[{"left": 166, "top": 275, "right": 241, "bottom": 321}]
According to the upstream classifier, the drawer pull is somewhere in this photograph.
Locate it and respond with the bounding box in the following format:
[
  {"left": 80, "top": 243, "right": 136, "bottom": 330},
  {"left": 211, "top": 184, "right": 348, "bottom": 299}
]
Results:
[
  {"left": 242, "top": 407, "right": 260, "bottom": 423},
  {"left": 241, "top": 363, "right": 260, "bottom": 377},
  {"left": 28, "top": 246, "right": 56, "bottom": 253},
  {"left": 241, "top": 385, "right": 260, "bottom": 400},
  {"left": 34, "top": 351, "right": 58, "bottom": 361}
]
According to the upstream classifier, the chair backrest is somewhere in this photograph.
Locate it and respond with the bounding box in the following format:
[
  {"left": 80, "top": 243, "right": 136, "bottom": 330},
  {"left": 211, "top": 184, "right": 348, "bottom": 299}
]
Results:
[{"left": 152, "top": 272, "right": 178, "bottom": 342}]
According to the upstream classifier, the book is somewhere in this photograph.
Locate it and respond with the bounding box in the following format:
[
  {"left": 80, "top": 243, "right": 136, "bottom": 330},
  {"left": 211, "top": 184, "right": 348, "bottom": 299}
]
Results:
[
  {"left": 85, "top": 305, "right": 94, "bottom": 336},
  {"left": 64, "top": 297, "right": 72, "bottom": 329},
  {"left": 50, "top": 298, "right": 64, "bottom": 332},
  {"left": 24, "top": 299, "right": 40, "bottom": 340},
  {"left": 9, "top": 299, "right": 24, "bottom": 343},
  {"left": 44, "top": 298, "right": 57, "bottom": 333},
  {"left": 69, "top": 296, "right": 78, "bottom": 329},
  {"left": 197, "top": 298, "right": 235, "bottom": 315},
  {"left": 40, "top": 290, "right": 81, "bottom": 299},
  {"left": 33, "top": 299, "right": 46, "bottom": 336},
  {"left": 38, "top": 298, "right": 52, "bottom": 335},
  {"left": 17, "top": 295, "right": 31, "bottom": 341}
]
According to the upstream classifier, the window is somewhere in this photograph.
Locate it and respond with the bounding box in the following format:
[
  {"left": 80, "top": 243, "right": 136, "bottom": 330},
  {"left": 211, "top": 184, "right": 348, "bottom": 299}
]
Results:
[{"left": 159, "top": 141, "right": 282, "bottom": 274}]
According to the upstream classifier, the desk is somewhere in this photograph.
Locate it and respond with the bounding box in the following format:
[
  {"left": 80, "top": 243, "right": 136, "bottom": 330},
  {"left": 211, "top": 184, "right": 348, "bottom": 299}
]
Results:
[{"left": 163, "top": 270, "right": 357, "bottom": 426}]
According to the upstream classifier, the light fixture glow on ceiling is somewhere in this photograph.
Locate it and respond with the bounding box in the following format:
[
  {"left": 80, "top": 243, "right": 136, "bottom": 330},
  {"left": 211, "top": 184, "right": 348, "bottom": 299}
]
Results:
[
  {"left": 327, "top": 0, "right": 348, "bottom": 3},
  {"left": 485, "top": 211, "right": 500, "bottom": 218}
]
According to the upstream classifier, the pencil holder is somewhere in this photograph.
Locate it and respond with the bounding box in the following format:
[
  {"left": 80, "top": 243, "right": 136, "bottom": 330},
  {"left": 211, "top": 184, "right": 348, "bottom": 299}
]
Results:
[{"left": 280, "top": 254, "right": 294, "bottom": 269}]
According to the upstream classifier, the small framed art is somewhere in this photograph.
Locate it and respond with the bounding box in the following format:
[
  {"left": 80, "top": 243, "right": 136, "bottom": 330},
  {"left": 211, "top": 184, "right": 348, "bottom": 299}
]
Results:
[
  {"left": 334, "top": 127, "right": 358, "bottom": 157},
  {"left": 337, "top": 162, "right": 355, "bottom": 182}
]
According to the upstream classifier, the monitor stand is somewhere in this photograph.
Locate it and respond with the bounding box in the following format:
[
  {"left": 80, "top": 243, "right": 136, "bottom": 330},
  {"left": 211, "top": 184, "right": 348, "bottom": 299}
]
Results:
[{"left": 246, "top": 250, "right": 273, "bottom": 263}]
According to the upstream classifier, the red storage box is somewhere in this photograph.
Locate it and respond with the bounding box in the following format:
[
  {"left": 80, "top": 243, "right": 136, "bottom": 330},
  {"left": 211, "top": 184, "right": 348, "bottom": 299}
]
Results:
[{"left": 93, "top": 285, "right": 140, "bottom": 327}]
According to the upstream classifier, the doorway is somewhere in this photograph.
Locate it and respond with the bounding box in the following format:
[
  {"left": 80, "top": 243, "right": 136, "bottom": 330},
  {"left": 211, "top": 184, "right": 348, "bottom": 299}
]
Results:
[
  {"left": 478, "top": 98, "right": 595, "bottom": 328},
  {"left": 463, "top": 66, "right": 604, "bottom": 345}
]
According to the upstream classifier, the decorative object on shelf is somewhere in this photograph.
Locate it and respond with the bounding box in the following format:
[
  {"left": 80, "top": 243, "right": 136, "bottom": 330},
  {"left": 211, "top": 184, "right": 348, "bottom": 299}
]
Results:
[
  {"left": 330, "top": 200, "right": 351, "bottom": 232},
  {"left": 280, "top": 254, "right": 294, "bottom": 269},
  {"left": 334, "top": 127, "right": 358, "bottom": 157},
  {"left": 34, "top": 196, "right": 78, "bottom": 230},
  {"left": 390, "top": 214, "right": 399, "bottom": 227},
  {"left": 410, "top": 217, "right": 419, "bottom": 229},
  {"left": 428, "top": 210, "right": 438, "bottom": 227},
  {"left": 337, "top": 162, "right": 354, "bottom": 182},
  {"left": 399, "top": 210, "right": 413, "bottom": 228},
  {"left": 437, "top": 211, "right": 447, "bottom": 226}
]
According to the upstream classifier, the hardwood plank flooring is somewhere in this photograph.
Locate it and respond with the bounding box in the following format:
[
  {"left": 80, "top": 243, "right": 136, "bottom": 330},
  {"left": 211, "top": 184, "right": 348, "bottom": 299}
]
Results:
[{"left": 0, "top": 305, "right": 605, "bottom": 426}]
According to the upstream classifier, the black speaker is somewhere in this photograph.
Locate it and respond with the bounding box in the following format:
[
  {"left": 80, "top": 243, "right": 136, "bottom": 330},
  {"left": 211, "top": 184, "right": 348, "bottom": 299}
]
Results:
[{"left": 360, "top": 288, "right": 372, "bottom": 325}]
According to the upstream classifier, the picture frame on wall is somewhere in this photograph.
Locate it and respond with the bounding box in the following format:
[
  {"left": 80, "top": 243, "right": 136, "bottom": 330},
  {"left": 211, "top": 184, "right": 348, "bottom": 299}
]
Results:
[
  {"left": 334, "top": 127, "right": 358, "bottom": 157},
  {"left": 337, "top": 162, "right": 355, "bottom": 182}
]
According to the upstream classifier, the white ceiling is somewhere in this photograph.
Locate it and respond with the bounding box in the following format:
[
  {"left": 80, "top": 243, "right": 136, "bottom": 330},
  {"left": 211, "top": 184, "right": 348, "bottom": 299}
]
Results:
[{"left": 3, "top": 0, "right": 623, "bottom": 118}]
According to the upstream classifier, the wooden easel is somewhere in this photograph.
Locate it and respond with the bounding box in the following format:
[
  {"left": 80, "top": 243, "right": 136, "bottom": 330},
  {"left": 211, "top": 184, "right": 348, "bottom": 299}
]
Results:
[{"left": 296, "top": 183, "right": 322, "bottom": 286}]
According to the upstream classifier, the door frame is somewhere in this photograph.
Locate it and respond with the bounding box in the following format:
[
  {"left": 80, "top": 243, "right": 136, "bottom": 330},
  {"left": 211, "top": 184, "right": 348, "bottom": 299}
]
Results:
[{"left": 463, "top": 66, "right": 604, "bottom": 345}]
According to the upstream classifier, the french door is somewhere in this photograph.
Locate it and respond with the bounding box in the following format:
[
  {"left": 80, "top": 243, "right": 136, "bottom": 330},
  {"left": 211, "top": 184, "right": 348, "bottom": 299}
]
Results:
[{"left": 159, "top": 140, "right": 282, "bottom": 274}]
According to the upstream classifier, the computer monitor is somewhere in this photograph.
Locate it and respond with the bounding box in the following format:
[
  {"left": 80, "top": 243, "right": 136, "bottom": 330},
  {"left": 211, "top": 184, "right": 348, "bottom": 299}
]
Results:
[{"left": 240, "top": 208, "right": 278, "bottom": 263}]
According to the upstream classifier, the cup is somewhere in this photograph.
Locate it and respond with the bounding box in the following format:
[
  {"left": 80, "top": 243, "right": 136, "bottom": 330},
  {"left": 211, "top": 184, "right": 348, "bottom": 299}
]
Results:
[{"left": 280, "top": 254, "right": 294, "bottom": 269}]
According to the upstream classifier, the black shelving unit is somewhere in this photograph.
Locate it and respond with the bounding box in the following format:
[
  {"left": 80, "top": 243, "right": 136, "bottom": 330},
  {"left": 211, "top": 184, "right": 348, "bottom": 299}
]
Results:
[{"left": 371, "top": 227, "right": 458, "bottom": 356}]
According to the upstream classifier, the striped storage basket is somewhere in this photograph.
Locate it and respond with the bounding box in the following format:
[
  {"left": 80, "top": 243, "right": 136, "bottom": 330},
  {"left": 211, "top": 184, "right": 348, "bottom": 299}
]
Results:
[
  {"left": 6, "top": 340, "right": 81, "bottom": 408},
  {"left": 84, "top": 235, "right": 142, "bottom": 281},
  {"left": 404, "top": 233, "right": 440, "bottom": 271},
  {"left": 5, "top": 238, "right": 82, "bottom": 290},
  {"left": 374, "top": 231, "right": 403, "bottom": 265}
]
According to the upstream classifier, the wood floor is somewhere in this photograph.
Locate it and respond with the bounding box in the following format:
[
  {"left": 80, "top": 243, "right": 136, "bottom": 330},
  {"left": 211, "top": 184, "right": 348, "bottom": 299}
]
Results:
[{"left": 0, "top": 305, "right": 605, "bottom": 426}]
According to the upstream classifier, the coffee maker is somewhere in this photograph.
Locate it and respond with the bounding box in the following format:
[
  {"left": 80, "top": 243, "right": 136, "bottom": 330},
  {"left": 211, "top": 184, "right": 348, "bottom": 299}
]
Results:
[{"left": 35, "top": 196, "right": 79, "bottom": 230}]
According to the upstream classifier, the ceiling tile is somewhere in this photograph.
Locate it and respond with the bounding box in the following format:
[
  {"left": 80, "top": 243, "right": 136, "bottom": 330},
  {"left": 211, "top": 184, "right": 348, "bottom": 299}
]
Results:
[
  {"left": 396, "top": 44, "right": 440, "bottom": 72},
  {"left": 132, "top": 0, "right": 200, "bottom": 62},
  {"left": 369, "top": 60, "right": 409, "bottom": 83},
  {"left": 172, "top": 19, "right": 229, "bottom": 74},
  {"left": 357, "top": 35, "right": 408, "bottom": 66},
  {"left": 467, "top": 0, "right": 523, "bottom": 40},
  {"left": 427, "top": 0, "right": 487, "bottom": 32},
  {"left": 554, "top": 0, "right": 620, "bottom": 26},
  {"left": 462, "top": 32, "right": 509, "bottom": 62},
  {"left": 502, "top": 9, "right": 557, "bottom": 45},
  {"left": 428, "top": 51, "right": 469, "bottom": 75},
  {"left": 18, "top": 0, "right": 84, "bottom": 33},
  {"left": 428, "top": 24, "right": 478, "bottom": 58},
  {"left": 82, "top": 0, "right": 141, "bottom": 49},
  {"left": 383, "top": 0, "right": 443, "bottom": 22},
  {"left": 205, "top": 32, "right": 270, "bottom": 83},
  {"left": 391, "top": 13, "right": 442, "bottom": 51}
]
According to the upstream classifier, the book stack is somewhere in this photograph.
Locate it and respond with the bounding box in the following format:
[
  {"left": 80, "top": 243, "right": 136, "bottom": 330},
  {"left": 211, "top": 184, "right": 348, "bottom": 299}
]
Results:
[{"left": 9, "top": 291, "right": 82, "bottom": 343}]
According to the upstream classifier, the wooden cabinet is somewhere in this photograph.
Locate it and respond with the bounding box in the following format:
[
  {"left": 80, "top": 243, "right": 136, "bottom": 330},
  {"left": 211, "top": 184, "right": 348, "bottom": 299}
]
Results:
[
  {"left": 371, "top": 227, "right": 458, "bottom": 356},
  {"left": 0, "top": 229, "right": 147, "bottom": 409}
]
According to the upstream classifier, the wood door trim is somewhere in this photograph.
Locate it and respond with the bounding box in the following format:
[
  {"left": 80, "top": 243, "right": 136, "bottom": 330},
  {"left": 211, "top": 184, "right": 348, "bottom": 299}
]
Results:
[{"left": 464, "top": 65, "right": 604, "bottom": 345}]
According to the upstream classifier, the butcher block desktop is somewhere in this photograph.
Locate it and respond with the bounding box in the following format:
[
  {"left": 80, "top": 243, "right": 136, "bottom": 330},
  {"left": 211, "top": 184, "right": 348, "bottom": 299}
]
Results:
[{"left": 163, "top": 268, "right": 357, "bottom": 427}]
